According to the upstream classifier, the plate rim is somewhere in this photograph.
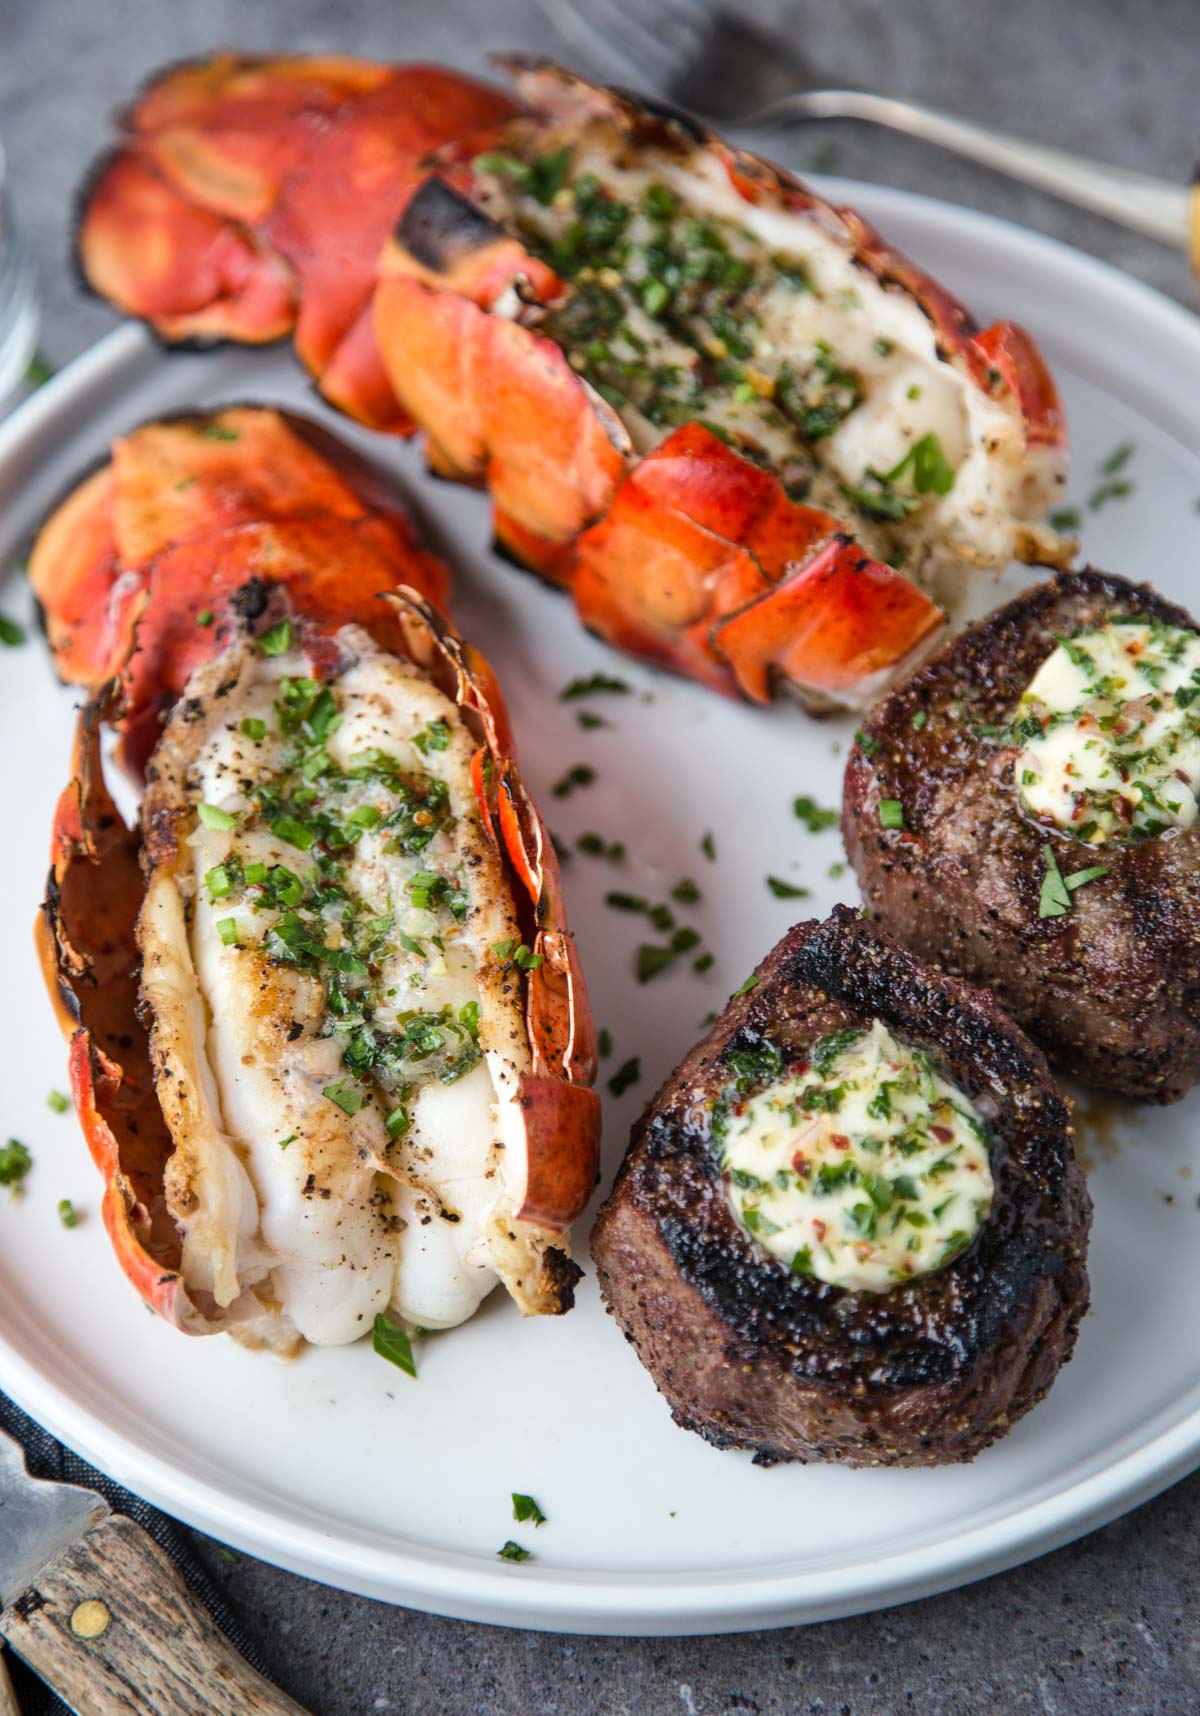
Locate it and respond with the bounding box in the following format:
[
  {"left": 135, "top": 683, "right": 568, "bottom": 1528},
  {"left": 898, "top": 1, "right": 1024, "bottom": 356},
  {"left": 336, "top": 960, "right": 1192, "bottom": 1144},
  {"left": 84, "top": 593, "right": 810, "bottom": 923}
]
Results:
[{"left": 3, "top": 180, "right": 1200, "bottom": 1635}]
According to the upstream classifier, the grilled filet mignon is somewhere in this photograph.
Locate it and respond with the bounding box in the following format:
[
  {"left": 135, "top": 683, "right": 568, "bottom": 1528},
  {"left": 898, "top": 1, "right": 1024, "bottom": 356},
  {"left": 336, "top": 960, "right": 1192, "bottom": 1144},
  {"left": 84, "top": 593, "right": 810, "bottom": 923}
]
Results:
[
  {"left": 590, "top": 906, "right": 1090, "bottom": 1467},
  {"left": 843, "top": 567, "right": 1200, "bottom": 1101}
]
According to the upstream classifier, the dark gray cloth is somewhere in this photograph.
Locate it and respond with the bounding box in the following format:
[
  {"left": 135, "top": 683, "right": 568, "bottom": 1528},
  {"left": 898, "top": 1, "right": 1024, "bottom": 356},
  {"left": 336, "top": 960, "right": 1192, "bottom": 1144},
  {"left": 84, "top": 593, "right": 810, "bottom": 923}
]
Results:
[{"left": 0, "top": 1390, "right": 271, "bottom": 1714}]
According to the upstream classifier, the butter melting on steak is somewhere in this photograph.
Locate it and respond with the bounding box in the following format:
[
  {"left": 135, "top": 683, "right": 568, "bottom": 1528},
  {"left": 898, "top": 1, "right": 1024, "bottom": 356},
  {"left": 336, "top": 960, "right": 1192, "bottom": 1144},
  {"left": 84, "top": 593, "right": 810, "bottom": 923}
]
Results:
[{"left": 590, "top": 907, "right": 1090, "bottom": 1466}]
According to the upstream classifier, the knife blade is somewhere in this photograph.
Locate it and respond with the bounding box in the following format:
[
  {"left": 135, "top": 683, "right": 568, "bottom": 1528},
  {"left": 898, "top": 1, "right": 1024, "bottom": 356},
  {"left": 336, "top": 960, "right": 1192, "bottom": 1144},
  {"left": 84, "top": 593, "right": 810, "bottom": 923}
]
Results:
[
  {"left": 0, "top": 1427, "right": 109, "bottom": 1609},
  {"left": 0, "top": 1425, "right": 311, "bottom": 1714}
]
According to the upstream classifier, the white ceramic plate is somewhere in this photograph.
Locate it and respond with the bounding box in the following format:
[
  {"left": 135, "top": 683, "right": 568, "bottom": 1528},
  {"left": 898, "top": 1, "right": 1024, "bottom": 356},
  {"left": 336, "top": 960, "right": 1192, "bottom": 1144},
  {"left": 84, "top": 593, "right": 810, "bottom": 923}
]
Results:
[{"left": 1, "top": 183, "right": 1199, "bottom": 1637}]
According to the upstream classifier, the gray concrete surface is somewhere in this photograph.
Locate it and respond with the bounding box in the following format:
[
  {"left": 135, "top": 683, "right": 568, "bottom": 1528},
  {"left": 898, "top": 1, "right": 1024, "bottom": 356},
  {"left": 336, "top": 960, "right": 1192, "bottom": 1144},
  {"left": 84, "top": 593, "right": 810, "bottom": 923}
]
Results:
[{"left": 3, "top": 0, "right": 1199, "bottom": 1710}]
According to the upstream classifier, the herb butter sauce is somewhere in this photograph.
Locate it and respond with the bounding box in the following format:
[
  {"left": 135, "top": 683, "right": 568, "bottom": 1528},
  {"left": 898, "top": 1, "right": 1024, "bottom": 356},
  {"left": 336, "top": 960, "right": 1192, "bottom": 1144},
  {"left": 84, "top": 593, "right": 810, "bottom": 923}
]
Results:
[
  {"left": 721, "top": 1021, "right": 993, "bottom": 1293},
  {"left": 1014, "top": 619, "right": 1200, "bottom": 845}
]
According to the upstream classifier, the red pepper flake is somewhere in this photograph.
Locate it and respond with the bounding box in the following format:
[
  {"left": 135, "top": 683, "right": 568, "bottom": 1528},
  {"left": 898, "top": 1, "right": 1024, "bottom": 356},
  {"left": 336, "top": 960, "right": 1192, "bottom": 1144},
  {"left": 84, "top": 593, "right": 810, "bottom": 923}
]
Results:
[
  {"left": 792, "top": 1151, "right": 809, "bottom": 1175},
  {"left": 812, "top": 1220, "right": 826, "bottom": 1242},
  {"left": 930, "top": 1123, "right": 954, "bottom": 1144},
  {"left": 830, "top": 1133, "right": 851, "bottom": 1150}
]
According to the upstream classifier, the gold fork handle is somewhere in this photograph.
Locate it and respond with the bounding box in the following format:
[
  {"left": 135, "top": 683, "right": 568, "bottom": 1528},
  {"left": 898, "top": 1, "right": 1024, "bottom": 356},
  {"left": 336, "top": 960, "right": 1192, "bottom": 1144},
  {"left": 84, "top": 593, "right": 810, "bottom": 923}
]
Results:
[{"left": 758, "top": 88, "right": 1195, "bottom": 260}]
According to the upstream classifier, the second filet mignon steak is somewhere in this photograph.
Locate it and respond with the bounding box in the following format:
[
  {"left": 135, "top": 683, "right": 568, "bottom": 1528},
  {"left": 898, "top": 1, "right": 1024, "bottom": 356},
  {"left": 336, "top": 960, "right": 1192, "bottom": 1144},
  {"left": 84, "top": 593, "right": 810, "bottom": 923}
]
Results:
[
  {"left": 590, "top": 907, "right": 1090, "bottom": 1467},
  {"left": 843, "top": 567, "right": 1200, "bottom": 1101}
]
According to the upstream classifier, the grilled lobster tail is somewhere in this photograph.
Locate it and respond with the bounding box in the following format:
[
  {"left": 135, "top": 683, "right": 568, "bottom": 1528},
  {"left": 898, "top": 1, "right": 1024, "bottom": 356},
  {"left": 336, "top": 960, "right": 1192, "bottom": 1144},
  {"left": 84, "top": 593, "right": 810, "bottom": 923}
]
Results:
[
  {"left": 77, "top": 53, "right": 1070, "bottom": 711},
  {"left": 34, "top": 408, "right": 600, "bottom": 1350}
]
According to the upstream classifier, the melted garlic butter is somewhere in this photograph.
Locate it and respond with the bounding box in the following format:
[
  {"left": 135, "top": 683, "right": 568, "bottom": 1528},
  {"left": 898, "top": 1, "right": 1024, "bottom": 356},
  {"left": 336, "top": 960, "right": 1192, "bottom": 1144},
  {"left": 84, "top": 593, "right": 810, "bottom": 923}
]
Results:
[
  {"left": 174, "top": 644, "right": 527, "bottom": 1343},
  {"left": 722, "top": 1022, "right": 993, "bottom": 1293},
  {"left": 476, "top": 135, "right": 1060, "bottom": 596},
  {"left": 1015, "top": 620, "right": 1200, "bottom": 845}
]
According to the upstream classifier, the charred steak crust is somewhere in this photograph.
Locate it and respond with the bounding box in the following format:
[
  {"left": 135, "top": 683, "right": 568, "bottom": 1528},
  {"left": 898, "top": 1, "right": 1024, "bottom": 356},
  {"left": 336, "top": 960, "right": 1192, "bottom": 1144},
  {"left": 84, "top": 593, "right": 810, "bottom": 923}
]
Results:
[
  {"left": 590, "top": 906, "right": 1090, "bottom": 1467},
  {"left": 843, "top": 567, "right": 1200, "bottom": 1102}
]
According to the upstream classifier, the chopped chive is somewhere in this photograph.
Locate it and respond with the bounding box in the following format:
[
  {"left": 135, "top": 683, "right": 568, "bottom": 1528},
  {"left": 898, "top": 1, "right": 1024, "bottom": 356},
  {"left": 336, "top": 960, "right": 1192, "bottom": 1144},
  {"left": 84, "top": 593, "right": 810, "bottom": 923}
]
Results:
[
  {"left": 46, "top": 1090, "right": 69, "bottom": 1115},
  {"left": 1101, "top": 439, "right": 1135, "bottom": 475},
  {"left": 270, "top": 815, "right": 315, "bottom": 850},
  {"left": 372, "top": 1313, "right": 416, "bottom": 1377},
  {"left": 385, "top": 1106, "right": 411, "bottom": 1138},
  {"left": 57, "top": 1199, "right": 78, "bottom": 1229},
  {"left": 278, "top": 1134, "right": 298, "bottom": 1151},
  {"left": 911, "top": 710, "right": 928, "bottom": 730},
  {"left": 854, "top": 729, "right": 879, "bottom": 757},
  {"left": 241, "top": 717, "right": 267, "bottom": 741},
  {"left": 197, "top": 802, "right": 237, "bottom": 831},
  {"left": 216, "top": 917, "right": 239, "bottom": 947},
  {"left": 878, "top": 799, "right": 905, "bottom": 830},
  {"left": 199, "top": 423, "right": 240, "bottom": 442},
  {"left": 732, "top": 975, "right": 759, "bottom": 997},
  {"left": 196, "top": 609, "right": 214, "bottom": 627}
]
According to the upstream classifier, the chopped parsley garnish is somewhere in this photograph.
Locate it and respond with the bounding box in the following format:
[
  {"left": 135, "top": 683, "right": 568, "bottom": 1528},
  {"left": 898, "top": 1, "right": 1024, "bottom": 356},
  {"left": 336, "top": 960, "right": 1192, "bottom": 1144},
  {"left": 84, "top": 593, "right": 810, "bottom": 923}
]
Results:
[
  {"left": 278, "top": 1134, "right": 298, "bottom": 1151},
  {"left": 1049, "top": 505, "right": 1082, "bottom": 533},
  {"left": 559, "top": 673, "right": 631, "bottom": 700},
  {"left": 1102, "top": 440, "right": 1135, "bottom": 475},
  {"left": 1038, "top": 844, "right": 1109, "bottom": 919},
  {"left": 636, "top": 945, "right": 676, "bottom": 984},
  {"left": 551, "top": 763, "right": 596, "bottom": 798},
  {"left": 323, "top": 1079, "right": 365, "bottom": 1115},
  {"left": 767, "top": 875, "right": 809, "bottom": 899},
  {"left": 793, "top": 796, "right": 837, "bottom": 833},
  {"left": 841, "top": 432, "right": 954, "bottom": 522},
  {"left": 854, "top": 729, "right": 879, "bottom": 757},
  {"left": 608, "top": 1057, "right": 641, "bottom": 1096},
  {"left": 257, "top": 620, "right": 292, "bottom": 656},
  {"left": 512, "top": 1494, "right": 547, "bottom": 1527},
  {"left": 372, "top": 1314, "right": 417, "bottom": 1377},
  {"left": 25, "top": 352, "right": 55, "bottom": 388},
  {"left": 1088, "top": 478, "right": 1135, "bottom": 511},
  {"left": 606, "top": 891, "right": 649, "bottom": 913},
  {"left": 0, "top": 1140, "right": 31, "bottom": 1189}
]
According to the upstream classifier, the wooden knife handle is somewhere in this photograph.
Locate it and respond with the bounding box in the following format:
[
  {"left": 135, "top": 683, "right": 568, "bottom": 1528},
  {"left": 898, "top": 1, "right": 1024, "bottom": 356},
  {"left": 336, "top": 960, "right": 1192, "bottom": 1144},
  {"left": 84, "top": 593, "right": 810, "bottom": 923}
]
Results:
[
  {"left": 0, "top": 1649, "right": 21, "bottom": 1716},
  {"left": 0, "top": 1514, "right": 310, "bottom": 1715}
]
